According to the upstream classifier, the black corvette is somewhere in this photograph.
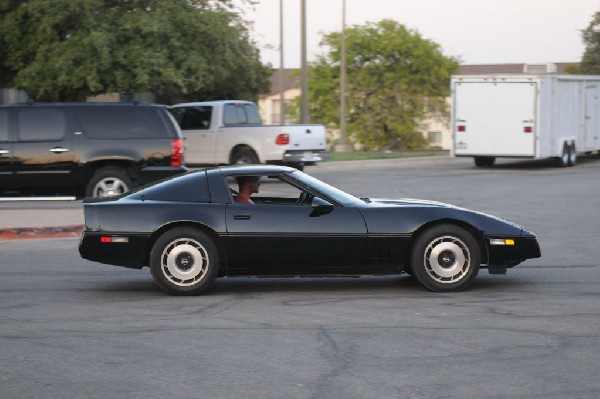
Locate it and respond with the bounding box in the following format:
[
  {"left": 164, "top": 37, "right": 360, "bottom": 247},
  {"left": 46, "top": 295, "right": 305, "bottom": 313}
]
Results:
[{"left": 79, "top": 165, "right": 541, "bottom": 294}]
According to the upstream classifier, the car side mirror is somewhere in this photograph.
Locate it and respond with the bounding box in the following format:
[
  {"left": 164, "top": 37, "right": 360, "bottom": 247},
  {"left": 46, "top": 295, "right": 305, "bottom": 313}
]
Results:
[{"left": 310, "top": 197, "right": 334, "bottom": 217}]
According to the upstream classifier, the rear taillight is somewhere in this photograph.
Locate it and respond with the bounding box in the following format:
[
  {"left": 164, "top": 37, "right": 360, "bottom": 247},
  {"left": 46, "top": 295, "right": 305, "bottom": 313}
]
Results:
[
  {"left": 276, "top": 133, "right": 290, "bottom": 145},
  {"left": 171, "top": 139, "right": 183, "bottom": 166}
]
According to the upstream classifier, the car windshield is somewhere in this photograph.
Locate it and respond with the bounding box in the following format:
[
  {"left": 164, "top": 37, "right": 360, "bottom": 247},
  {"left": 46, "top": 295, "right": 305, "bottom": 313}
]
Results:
[{"left": 288, "top": 170, "right": 364, "bottom": 206}]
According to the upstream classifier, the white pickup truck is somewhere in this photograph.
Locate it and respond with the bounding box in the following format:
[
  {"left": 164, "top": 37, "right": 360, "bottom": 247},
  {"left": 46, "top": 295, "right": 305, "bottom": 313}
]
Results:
[{"left": 170, "top": 100, "right": 329, "bottom": 169}]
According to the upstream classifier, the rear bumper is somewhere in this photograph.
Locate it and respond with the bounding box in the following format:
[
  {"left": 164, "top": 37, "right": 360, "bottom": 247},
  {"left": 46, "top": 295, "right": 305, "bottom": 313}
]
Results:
[
  {"left": 138, "top": 166, "right": 188, "bottom": 185},
  {"left": 283, "top": 150, "right": 330, "bottom": 163},
  {"left": 79, "top": 232, "right": 150, "bottom": 269}
]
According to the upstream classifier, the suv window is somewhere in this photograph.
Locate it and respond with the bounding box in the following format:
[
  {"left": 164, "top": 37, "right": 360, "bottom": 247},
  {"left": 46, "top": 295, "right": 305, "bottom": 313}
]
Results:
[
  {"left": 0, "top": 110, "right": 8, "bottom": 141},
  {"left": 178, "top": 106, "right": 212, "bottom": 130},
  {"left": 17, "top": 109, "right": 66, "bottom": 141},
  {"left": 76, "top": 107, "right": 167, "bottom": 139}
]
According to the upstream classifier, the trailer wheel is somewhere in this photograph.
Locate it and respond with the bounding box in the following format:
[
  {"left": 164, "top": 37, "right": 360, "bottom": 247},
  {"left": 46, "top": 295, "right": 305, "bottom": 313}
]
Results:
[
  {"left": 474, "top": 157, "right": 495, "bottom": 167},
  {"left": 556, "top": 143, "right": 569, "bottom": 167},
  {"left": 568, "top": 142, "right": 577, "bottom": 167}
]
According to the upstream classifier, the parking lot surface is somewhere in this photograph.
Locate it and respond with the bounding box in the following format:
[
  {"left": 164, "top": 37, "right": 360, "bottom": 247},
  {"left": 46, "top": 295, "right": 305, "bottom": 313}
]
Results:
[{"left": 1, "top": 155, "right": 600, "bottom": 398}]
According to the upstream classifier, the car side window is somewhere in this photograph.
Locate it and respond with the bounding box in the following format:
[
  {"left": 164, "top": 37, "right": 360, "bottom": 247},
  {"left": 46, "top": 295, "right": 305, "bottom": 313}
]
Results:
[
  {"left": 75, "top": 107, "right": 167, "bottom": 139},
  {"left": 244, "top": 104, "right": 261, "bottom": 124},
  {"left": 17, "top": 109, "right": 66, "bottom": 141},
  {"left": 223, "top": 104, "right": 239, "bottom": 125},
  {"left": 180, "top": 106, "right": 212, "bottom": 130},
  {"left": 0, "top": 110, "right": 8, "bottom": 141}
]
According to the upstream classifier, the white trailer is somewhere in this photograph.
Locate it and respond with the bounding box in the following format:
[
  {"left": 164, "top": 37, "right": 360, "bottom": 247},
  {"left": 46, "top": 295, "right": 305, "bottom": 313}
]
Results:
[{"left": 451, "top": 74, "right": 600, "bottom": 167}]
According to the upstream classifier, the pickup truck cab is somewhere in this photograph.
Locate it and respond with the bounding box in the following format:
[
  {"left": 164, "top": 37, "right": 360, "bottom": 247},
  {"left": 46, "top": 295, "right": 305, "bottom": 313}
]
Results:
[{"left": 170, "top": 100, "right": 328, "bottom": 169}]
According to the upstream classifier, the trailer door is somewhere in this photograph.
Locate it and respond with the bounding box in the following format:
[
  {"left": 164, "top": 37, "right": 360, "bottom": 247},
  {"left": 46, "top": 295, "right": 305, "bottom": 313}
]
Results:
[
  {"left": 584, "top": 83, "right": 600, "bottom": 151},
  {"left": 454, "top": 81, "right": 537, "bottom": 157}
]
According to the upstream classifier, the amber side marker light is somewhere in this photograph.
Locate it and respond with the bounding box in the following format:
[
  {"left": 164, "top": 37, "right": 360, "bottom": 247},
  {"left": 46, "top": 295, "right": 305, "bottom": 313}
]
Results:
[{"left": 490, "top": 238, "right": 515, "bottom": 246}]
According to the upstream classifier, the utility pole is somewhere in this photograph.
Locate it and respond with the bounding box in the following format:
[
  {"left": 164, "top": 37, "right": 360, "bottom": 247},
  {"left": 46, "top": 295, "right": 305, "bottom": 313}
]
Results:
[
  {"left": 300, "top": 0, "right": 308, "bottom": 123},
  {"left": 339, "top": 0, "right": 347, "bottom": 149},
  {"left": 279, "top": 0, "right": 285, "bottom": 125}
]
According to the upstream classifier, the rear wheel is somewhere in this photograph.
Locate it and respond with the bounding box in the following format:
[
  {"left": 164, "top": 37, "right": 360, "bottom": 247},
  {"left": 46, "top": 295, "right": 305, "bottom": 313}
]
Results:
[
  {"left": 231, "top": 149, "right": 259, "bottom": 165},
  {"left": 411, "top": 224, "right": 480, "bottom": 292},
  {"left": 150, "top": 228, "right": 219, "bottom": 295},
  {"left": 568, "top": 142, "right": 577, "bottom": 166},
  {"left": 556, "top": 143, "right": 570, "bottom": 167},
  {"left": 85, "top": 167, "right": 133, "bottom": 198}
]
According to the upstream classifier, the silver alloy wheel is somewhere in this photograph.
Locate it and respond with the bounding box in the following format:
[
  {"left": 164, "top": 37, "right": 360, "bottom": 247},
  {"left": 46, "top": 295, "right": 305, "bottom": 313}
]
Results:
[
  {"left": 93, "top": 177, "right": 129, "bottom": 198},
  {"left": 423, "top": 235, "right": 470, "bottom": 283},
  {"left": 160, "top": 238, "right": 209, "bottom": 287}
]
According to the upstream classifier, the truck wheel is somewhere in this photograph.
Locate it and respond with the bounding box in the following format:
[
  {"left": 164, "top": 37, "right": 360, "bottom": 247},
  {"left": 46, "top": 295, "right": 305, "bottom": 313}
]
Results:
[
  {"left": 556, "top": 144, "right": 569, "bottom": 167},
  {"left": 410, "top": 224, "right": 481, "bottom": 292},
  {"left": 231, "top": 150, "right": 259, "bottom": 165},
  {"left": 285, "top": 162, "right": 305, "bottom": 171},
  {"left": 568, "top": 143, "right": 577, "bottom": 166},
  {"left": 474, "top": 157, "right": 495, "bottom": 167},
  {"left": 149, "top": 228, "right": 219, "bottom": 295},
  {"left": 86, "top": 167, "right": 133, "bottom": 198}
]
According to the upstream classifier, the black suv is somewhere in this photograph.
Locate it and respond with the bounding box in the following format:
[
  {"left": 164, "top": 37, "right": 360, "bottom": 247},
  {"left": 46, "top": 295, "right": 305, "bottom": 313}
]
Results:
[{"left": 0, "top": 103, "right": 186, "bottom": 197}]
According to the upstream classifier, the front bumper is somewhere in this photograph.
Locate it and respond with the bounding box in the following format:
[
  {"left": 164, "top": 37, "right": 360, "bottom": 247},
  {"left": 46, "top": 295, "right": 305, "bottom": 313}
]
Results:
[
  {"left": 485, "top": 235, "right": 541, "bottom": 267},
  {"left": 283, "top": 150, "right": 330, "bottom": 163}
]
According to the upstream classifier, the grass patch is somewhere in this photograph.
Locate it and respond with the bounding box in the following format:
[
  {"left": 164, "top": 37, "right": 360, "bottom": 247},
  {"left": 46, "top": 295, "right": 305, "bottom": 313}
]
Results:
[{"left": 328, "top": 150, "right": 449, "bottom": 162}]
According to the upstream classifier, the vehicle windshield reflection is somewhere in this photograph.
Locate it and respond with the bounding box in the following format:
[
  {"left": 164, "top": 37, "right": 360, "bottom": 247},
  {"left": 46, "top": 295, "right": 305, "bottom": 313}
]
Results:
[{"left": 289, "top": 171, "right": 364, "bottom": 206}]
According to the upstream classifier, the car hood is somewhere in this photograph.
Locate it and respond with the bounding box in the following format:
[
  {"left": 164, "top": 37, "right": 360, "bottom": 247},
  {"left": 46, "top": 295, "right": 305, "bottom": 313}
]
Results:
[
  {"left": 366, "top": 198, "right": 531, "bottom": 236},
  {"left": 368, "top": 198, "right": 459, "bottom": 208}
]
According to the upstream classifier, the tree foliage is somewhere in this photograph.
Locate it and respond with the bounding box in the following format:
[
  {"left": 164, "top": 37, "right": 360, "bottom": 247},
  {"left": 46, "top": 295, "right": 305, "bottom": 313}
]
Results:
[
  {"left": 0, "top": 0, "right": 270, "bottom": 102},
  {"left": 297, "top": 19, "right": 458, "bottom": 149},
  {"left": 579, "top": 11, "right": 600, "bottom": 74}
]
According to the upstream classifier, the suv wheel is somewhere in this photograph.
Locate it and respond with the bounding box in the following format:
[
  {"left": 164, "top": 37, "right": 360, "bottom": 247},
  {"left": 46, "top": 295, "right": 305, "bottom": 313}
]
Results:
[{"left": 86, "top": 167, "right": 133, "bottom": 198}]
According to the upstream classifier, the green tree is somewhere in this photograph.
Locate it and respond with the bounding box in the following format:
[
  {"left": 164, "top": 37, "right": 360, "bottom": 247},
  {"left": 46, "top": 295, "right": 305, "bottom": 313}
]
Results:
[
  {"left": 0, "top": 0, "right": 270, "bottom": 102},
  {"left": 579, "top": 11, "right": 600, "bottom": 74},
  {"left": 296, "top": 19, "right": 458, "bottom": 149}
]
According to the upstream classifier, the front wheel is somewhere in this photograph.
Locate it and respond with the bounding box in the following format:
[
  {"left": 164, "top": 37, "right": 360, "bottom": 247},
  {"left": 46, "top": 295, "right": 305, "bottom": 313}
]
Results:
[
  {"left": 150, "top": 228, "right": 219, "bottom": 295},
  {"left": 411, "top": 224, "right": 481, "bottom": 292}
]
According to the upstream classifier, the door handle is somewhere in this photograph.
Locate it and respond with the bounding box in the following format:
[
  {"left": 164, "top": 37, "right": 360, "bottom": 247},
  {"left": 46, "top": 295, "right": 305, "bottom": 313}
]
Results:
[
  {"left": 49, "top": 147, "right": 69, "bottom": 153},
  {"left": 233, "top": 213, "right": 251, "bottom": 220},
  {"left": 0, "top": 149, "right": 9, "bottom": 155}
]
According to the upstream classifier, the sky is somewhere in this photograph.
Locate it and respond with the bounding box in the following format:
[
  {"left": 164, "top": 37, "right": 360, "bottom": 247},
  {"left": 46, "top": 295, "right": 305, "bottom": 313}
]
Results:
[{"left": 241, "top": 0, "right": 600, "bottom": 68}]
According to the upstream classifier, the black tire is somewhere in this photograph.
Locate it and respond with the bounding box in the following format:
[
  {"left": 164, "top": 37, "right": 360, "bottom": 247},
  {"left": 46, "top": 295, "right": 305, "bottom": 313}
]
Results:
[
  {"left": 290, "top": 163, "right": 305, "bottom": 171},
  {"left": 410, "top": 224, "right": 481, "bottom": 292},
  {"left": 556, "top": 143, "right": 569, "bottom": 167},
  {"left": 85, "top": 167, "right": 133, "bottom": 198},
  {"left": 568, "top": 142, "right": 577, "bottom": 167},
  {"left": 231, "top": 149, "right": 259, "bottom": 165},
  {"left": 474, "top": 157, "right": 495, "bottom": 167},
  {"left": 150, "top": 227, "right": 219, "bottom": 295}
]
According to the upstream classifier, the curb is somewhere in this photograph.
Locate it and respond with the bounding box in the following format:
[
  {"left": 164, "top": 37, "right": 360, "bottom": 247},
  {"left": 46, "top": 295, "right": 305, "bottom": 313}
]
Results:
[{"left": 0, "top": 225, "right": 83, "bottom": 241}]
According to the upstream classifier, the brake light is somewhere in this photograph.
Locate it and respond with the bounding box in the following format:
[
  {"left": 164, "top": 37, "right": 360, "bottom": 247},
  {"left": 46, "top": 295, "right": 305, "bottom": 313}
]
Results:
[
  {"left": 171, "top": 139, "right": 183, "bottom": 166},
  {"left": 457, "top": 125, "right": 466, "bottom": 132},
  {"left": 524, "top": 126, "right": 533, "bottom": 133},
  {"left": 276, "top": 133, "right": 290, "bottom": 145}
]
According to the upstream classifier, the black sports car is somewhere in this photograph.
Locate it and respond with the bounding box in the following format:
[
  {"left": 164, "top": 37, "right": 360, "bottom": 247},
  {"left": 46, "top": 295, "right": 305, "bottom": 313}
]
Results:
[{"left": 79, "top": 165, "right": 541, "bottom": 294}]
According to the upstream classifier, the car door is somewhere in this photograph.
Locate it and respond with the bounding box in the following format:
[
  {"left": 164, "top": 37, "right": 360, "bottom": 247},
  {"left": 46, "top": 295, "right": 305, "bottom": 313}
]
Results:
[
  {"left": 225, "top": 202, "right": 368, "bottom": 273},
  {"left": 0, "top": 108, "right": 15, "bottom": 188},
  {"left": 171, "top": 106, "right": 216, "bottom": 165},
  {"left": 13, "top": 107, "right": 78, "bottom": 189}
]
